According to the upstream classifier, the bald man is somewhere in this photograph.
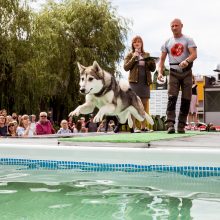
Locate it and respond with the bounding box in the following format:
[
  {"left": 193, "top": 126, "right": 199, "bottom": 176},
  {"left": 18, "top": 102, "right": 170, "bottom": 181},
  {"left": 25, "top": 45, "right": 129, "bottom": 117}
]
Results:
[{"left": 158, "top": 18, "right": 197, "bottom": 134}]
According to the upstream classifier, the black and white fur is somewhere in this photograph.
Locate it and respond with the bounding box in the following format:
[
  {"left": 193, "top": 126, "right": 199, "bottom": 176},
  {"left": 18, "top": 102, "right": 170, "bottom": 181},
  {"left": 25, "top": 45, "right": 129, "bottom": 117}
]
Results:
[{"left": 69, "top": 61, "right": 154, "bottom": 128}]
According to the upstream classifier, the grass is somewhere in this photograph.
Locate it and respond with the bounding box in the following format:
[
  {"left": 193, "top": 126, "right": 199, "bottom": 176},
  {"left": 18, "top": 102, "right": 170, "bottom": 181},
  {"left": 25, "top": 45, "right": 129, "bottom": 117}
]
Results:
[{"left": 59, "top": 131, "right": 205, "bottom": 143}]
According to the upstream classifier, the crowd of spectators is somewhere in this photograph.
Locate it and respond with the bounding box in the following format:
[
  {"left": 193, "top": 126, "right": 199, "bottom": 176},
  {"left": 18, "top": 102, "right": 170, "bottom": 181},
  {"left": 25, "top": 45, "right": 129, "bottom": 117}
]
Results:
[{"left": 0, "top": 109, "right": 118, "bottom": 138}]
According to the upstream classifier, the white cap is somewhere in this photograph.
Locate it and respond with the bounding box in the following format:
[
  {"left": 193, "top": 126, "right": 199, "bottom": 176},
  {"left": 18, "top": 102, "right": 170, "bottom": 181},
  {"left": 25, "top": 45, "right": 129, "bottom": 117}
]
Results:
[{"left": 213, "top": 64, "right": 220, "bottom": 72}]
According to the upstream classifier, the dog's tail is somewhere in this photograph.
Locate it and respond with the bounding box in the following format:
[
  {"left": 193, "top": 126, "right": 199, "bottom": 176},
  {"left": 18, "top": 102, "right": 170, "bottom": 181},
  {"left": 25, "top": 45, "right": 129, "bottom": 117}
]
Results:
[
  {"left": 145, "top": 112, "right": 154, "bottom": 125},
  {"left": 131, "top": 94, "right": 146, "bottom": 116},
  {"left": 130, "top": 91, "right": 154, "bottom": 125}
]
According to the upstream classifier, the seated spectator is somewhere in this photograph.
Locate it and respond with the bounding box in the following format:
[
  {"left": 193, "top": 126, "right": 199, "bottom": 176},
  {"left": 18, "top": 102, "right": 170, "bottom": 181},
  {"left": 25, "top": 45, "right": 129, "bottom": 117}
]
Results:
[
  {"left": 71, "top": 122, "right": 78, "bottom": 133},
  {"left": 85, "top": 114, "right": 99, "bottom": 132},
  {"left": 80, "top": 116, "right": 87, "bottom": 132},
  {"left": 36, "top": 112, "right": 55, "bottom": 135},
  {"left": 57, "top": 120, "right": 72, "bottom": 134},
  {"left": 16, "top": 114, "right": 32, "bottom": 137},
  {"left": 11, "top": 112, "right": 18, "bottom": 122},
  {"left": 105, "top": 116, "right": 119, "bottom": 133},
  {"left": 0, "top": 109, "right": 7, "bottom": 117},
  {"left": 6, "top": 115, "right": 13, "bottom": 125},
  {"left": 7, "top": 122, "right": 17, "bottom": 137},
  {"left": 67, "top": 116, "right": 74, "bottom": 131},
  {"left": 30, "top": 114, "right": 37, "bottom": 135},
  {"left": 17, "top": 115, "right": 22, "bottom": 125},
  {"left": 13, "top": 120, "right": 18, "bottom": 130},
  {"left": 97, "top": 120, "right": 107, "bottom": 132},
  {"left": 0, "top": 115, "right": 7, "bottom": 137},
  {"left": 75, "top": 119, "right": 83, "bottom": 132}
]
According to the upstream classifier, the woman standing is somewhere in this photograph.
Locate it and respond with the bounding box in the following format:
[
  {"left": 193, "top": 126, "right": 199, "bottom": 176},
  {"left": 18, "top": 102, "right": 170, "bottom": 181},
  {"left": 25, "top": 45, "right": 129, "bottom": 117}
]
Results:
[{"left": 124, "top": 36, "right": 156, "bottom": 132}]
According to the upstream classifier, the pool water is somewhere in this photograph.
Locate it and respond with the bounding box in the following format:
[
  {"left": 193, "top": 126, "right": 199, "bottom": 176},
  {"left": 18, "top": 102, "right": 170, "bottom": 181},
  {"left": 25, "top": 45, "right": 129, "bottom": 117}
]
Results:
[{"left": 0, "top": 168, "right": 220, "bottom": 220}]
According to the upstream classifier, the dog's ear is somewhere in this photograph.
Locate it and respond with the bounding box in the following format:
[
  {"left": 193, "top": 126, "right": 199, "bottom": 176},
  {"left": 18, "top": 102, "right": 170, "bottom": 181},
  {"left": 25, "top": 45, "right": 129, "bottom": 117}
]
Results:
[
  {"left": 77, "top": 62, "right": 86, "bottom": 73},
  {"left": 92, "top": 61, "right": 102, "bottom": 73}
]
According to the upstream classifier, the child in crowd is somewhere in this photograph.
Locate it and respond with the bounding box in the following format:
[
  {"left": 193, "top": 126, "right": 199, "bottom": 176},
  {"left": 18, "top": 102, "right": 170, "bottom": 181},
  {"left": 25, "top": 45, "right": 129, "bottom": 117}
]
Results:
[{"left": 57, "top": 120, "right": 72, "bottom": 134}]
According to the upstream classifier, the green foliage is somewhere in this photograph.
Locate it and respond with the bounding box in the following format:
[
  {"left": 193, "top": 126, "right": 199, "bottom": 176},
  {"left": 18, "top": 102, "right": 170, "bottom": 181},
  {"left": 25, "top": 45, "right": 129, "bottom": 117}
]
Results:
[{"left": 0, "top": 0, "right": 130, "bottom": 121}]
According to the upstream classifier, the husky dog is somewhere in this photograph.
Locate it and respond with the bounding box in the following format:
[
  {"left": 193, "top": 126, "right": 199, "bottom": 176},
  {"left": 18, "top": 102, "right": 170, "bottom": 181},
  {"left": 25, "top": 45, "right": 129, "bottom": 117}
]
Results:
[{"left": 69, "top": 61, "right": 154, "bottom": 128}]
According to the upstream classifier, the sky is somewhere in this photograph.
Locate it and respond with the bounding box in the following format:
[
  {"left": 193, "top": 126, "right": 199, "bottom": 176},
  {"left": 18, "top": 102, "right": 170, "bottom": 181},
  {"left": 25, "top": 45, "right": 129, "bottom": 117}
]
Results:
[
  {"left": 110, "top": 0, "right": 220, "bottom": 76},
  {"left": 31, "top": 0, "right": 220, "bottom": 76}
]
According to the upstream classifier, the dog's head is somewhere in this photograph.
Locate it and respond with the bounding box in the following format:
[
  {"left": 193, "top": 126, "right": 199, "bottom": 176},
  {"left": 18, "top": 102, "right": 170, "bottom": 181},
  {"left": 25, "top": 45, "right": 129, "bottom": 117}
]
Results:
[{"left": 77, "top": 61, "right": 104, "bottom": 95}]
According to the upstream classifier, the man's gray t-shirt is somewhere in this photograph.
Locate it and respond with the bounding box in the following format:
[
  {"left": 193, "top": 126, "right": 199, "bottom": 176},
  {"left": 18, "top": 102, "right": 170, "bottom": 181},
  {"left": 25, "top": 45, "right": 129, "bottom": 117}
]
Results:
[{"left": 161, "top": 35, "right": 197, "bottom": 71}]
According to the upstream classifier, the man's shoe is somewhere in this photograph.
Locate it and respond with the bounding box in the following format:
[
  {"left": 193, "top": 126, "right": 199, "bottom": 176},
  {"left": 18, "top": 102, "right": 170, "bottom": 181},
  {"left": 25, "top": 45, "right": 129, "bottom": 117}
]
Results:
[
  {"left": 166, "top": 122, "right": 175, "bottom": 134},
  {"left": 167, "top": 126, "right": 175, "bottom": 134},
  {"left": 177, "top": 122, "right": 186, "bottom": 134}
]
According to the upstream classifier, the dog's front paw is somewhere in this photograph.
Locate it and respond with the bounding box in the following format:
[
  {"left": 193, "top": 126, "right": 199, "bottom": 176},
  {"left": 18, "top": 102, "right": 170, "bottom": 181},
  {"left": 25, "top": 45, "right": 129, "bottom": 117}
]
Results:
[
  {"left": 93, "top": 113, "right": 103, "bottom": 123},
  {"left": 69, "top": 108, "right": 80, "bottom": 117}
]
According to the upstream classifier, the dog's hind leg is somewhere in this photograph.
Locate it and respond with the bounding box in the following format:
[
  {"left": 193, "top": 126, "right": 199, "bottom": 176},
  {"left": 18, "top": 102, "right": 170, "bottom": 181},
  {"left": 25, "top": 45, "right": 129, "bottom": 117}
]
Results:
[
  {"left": 117, "top": 106, "right": 144, "bottom": 128},
  {"left": 129, "top": 93, "right": 154, "bottom": 125},
  {"left": 128, "top": 92, "right": 146, "bottom": 116},
  {"left": 144, "top": 112, "right": 154, "bottom": 125},
  {"left": 127, "top": 106, "right": 145, "bottom": 121},
  {"left": 117, "top": 110, "right": 134, "bottom": 128},
  {"left": 123, "top": 106, "right": 154, "bottom": 126}
]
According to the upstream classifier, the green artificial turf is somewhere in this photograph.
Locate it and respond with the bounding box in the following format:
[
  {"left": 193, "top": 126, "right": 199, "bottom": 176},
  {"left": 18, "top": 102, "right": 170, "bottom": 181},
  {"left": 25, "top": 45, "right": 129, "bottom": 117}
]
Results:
[{"left": 59, "top": 131, "right": 204, "bottom": 143}]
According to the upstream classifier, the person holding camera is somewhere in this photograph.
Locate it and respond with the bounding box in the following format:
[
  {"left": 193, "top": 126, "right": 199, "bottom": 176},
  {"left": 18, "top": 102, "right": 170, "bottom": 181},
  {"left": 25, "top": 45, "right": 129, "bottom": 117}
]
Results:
[{"left": 124, "top": 35, "right": 156, "bottom": 132}]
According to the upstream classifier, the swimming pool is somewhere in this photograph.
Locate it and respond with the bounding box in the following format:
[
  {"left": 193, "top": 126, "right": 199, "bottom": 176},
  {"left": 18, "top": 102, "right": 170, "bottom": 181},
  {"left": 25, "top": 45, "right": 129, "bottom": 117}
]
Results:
[{"left": 0, "top": 138, "right": 220, "bottom": 219}]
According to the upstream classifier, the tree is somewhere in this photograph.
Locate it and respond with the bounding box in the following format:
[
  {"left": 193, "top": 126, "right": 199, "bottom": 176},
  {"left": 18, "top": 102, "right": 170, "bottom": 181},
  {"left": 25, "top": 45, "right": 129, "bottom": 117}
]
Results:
[
  {"left": 0, "top": 0, "right": 130, "bottom": 122},
  {"left": 0, "top": 0, "right": 32, "bottom": 112}
]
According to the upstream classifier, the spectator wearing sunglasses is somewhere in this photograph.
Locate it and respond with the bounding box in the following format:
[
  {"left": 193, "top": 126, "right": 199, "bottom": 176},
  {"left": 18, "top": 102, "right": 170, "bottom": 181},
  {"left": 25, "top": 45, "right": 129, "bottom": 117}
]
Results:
[
  {"left": 7, "top": 122, "right": 17, "bottom": 137},
  {"left": 36, "top": 112, "right": 56, "bottom": 135}
]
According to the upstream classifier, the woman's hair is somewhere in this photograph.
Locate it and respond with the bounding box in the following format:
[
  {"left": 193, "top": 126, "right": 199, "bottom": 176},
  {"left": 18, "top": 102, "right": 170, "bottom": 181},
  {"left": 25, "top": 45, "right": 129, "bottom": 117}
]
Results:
[
  {"left": 131, "top": 35, "right": 144, "bottom": 53},
  {"left": 7, "top": 121, "right": 16, "bottom": 135},
  {"left": 60, "top": 119, "right": 68, "bottom": 126},
  {"left": 76, "top": 120, "right": 82, "bottom": 132},
  {"left": 19, "top": 114, "right": 29, "bottom": 127}
]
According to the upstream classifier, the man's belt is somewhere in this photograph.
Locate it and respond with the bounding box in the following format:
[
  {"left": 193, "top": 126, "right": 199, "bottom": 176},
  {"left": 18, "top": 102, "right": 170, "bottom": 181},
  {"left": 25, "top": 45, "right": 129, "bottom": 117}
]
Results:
[
  {"left": 170, "top": 67, "right": 192, "bottom": 73},
  {"left": 169, "top": 62, "right": 193, "bottom": 73}
]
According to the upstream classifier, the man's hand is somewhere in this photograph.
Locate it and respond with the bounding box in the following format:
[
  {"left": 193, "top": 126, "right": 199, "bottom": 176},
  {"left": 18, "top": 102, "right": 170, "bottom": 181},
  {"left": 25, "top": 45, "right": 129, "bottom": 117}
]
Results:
[
  {"left": 157, "top": 72, "right": 164, "bottom": 82},
  {"left": 179, "top": 60, "right": 189, "bottom": 68}
]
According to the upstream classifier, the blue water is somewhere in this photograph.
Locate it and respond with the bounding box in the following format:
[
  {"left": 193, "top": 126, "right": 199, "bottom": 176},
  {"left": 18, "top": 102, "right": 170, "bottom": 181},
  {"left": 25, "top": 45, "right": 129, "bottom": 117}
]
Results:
[{"left": 0, "top": 167, "right": 220, "bottom": 220}]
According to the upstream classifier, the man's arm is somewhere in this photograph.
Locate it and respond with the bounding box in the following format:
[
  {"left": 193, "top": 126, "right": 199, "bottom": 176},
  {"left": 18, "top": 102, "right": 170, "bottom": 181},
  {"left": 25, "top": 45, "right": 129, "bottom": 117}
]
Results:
[
  {"left": 179, "top": 47, "right": 197, "bottom": 68},
  {"left": 157, "top": 51, "right": 167, "bottom": 81},
  {"left": 187, "top": 47, "right": 197, "bottom": 62}
]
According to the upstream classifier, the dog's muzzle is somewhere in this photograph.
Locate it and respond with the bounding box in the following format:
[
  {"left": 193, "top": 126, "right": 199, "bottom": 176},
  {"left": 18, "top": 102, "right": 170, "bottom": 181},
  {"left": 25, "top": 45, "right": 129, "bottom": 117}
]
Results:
[
  {"left": 80, "top": 88, "right": 86, "bottom": 94},
  {"left": 80, "top": 88, "right": 92, "bottom": 95}
]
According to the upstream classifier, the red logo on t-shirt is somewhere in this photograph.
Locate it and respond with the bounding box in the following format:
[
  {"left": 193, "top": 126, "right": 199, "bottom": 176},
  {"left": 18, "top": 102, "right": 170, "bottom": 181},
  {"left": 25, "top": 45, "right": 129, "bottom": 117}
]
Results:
[{"left": 171, "top": 43, "right": 184, "bottom": 56}]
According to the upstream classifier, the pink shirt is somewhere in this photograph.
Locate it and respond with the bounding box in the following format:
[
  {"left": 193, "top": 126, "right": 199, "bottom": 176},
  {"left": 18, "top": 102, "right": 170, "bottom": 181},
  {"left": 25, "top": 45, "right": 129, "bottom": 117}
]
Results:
[{"left": 35, "top": 120, "right": 55, "bottom": 135}]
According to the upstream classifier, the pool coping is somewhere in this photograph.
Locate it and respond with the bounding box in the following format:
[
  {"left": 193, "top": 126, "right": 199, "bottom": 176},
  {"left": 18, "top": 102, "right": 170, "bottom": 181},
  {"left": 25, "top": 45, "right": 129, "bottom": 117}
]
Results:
[{"left": 0, "top": 132, "right": 219, "bottom": 149}]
